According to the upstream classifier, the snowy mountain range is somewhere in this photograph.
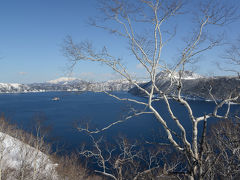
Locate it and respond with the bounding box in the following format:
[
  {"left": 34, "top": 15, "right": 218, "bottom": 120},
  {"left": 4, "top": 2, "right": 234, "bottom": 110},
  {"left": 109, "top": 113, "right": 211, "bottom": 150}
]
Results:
[
  {"left": 0, "top": 83, "right": 30, "bottom": 93},
  {"left": 0, "top": 71, "right": 201, "bottom": 94},
  {"left": 0, "top": 77, "right": 136, "bottom": 93},
  {"left": 0, "top": 72, "right": 239, "bottom": 102}
]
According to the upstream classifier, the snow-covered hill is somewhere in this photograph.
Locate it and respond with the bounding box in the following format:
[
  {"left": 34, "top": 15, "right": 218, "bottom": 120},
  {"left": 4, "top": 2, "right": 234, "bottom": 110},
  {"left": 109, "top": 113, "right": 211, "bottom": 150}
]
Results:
[
  {"left": 0, "top": 132, "right": 58, "bottom": 179},
  {"left": 0, "top": 83, "right": 30, "bottom": 93},
  {"left": 129, "top": 71, "right": 240, "bottom": 102}
]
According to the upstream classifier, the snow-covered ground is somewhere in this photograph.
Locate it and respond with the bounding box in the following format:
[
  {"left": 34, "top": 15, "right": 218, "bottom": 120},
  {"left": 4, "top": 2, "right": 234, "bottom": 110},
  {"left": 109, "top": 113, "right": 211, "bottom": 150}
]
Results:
[{"left": 0, "top": 132, "right": 58, "bottom": 179}]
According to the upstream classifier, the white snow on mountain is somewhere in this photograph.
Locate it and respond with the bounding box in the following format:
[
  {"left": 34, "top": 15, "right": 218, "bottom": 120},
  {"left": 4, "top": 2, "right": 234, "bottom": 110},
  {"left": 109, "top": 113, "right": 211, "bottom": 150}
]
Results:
[
  {"left": 156, "top": 70, "right": 203, "bottom": 80},
  {"left": 47, "top": 77, "right": 77, "bottom": 84},
  {"left": 0, "top": 83, "right": 30, "bottom": 93},
  {"left": 0, "top": 83, "right": 21, "bottom": 89}
]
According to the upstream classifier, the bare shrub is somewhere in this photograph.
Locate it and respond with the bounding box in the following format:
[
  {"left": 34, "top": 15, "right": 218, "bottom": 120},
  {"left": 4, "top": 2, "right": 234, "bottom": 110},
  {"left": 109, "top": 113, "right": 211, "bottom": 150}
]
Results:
[
  {"left": 54, "top": 153, "right": 92, "bottom": 180},
  {"left": 205, "top": 118, "right": 240, "bottom": 179},
  {"left": 78, "top": 135, "right": 185, "bottom": 180}
]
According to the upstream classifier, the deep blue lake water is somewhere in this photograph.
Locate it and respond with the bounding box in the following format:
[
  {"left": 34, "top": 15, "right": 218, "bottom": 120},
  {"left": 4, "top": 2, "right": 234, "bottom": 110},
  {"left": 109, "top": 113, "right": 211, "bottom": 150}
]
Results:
[{"left": 0, "top": 91, "right": 239, "bottom": 154}]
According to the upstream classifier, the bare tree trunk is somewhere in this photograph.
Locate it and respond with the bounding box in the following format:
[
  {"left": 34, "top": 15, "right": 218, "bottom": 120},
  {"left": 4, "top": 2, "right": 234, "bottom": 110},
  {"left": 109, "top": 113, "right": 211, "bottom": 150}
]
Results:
[{"left": 62, "top": 0, "right": 239, "bottom": 179}]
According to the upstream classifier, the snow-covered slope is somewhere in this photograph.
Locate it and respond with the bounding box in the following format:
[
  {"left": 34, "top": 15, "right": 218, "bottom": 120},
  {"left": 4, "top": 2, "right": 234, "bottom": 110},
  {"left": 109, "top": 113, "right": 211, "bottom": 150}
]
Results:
[{"left": 0, "top": 132, "right": 58, "bottom": 179}]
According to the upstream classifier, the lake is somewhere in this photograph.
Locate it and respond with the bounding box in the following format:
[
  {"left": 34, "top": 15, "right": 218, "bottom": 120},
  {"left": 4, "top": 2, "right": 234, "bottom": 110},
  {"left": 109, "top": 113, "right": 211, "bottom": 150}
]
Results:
[{"left": 0, "top": 91, "right": 239, "bottom": 154}]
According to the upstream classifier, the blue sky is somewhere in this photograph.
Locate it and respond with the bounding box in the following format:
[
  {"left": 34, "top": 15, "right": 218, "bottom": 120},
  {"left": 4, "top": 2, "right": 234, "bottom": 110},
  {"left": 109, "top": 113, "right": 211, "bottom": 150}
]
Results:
[{"left": 0, "top": 0, "right": 239, "bottom": 83}]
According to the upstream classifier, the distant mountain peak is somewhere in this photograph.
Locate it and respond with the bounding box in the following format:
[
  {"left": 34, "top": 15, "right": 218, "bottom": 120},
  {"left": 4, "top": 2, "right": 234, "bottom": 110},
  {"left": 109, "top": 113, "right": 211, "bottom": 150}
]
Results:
[{"left": 47, "top": 77, "right": 78, "bottom": 84}]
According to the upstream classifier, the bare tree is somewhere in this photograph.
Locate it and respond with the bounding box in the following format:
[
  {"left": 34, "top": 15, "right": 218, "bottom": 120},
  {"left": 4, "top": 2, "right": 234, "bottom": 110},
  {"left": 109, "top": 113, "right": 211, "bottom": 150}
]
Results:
[
  {"left": 222, "top": 37, "right": 240, "bottom": 77},
  {"left": 207, "top": 118, "right": 240, "bottom": 179},
  {"left": 63, "top": 0, "right": 239, "bottom": 179},
  {"left": 79, "top": 135, "right": 183, "bottom": 180}
]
